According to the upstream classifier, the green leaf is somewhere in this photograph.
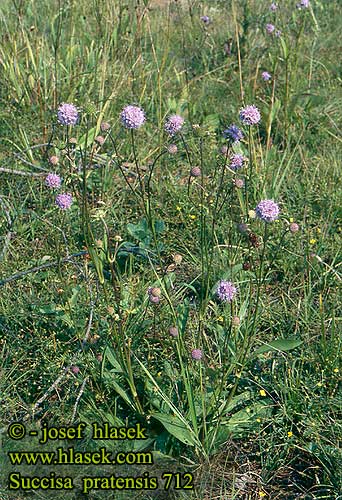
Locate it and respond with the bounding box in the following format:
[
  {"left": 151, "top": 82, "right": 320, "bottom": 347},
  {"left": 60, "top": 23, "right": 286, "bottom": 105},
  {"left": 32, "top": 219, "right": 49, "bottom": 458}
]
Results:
[
  {"left": 127, "top": 219, "right": 150, "bottom": 245},
  {"left": 254, "top": 338, "right": 303, "bottom": 355},
  {"left": 154, "top": 219, "right": 165, "bottom": 234},
  {"left": 177, "top": 299, "right": 190, "bottom": 334},
  {"left": 77, "top": 126, "right": 97, "bottom": 150},
  {"left": 152, "top": 412, "right": 197, "bottom": 447},
  {"left": 104, "top": 347, "right": 123, "bottom": 373}
]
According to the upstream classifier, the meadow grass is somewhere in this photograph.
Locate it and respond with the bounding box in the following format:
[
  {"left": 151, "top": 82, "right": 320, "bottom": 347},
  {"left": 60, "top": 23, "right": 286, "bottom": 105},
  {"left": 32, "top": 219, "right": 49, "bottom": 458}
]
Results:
[{"left": 0, "top": 0, "right": 341, "bottom": 499}]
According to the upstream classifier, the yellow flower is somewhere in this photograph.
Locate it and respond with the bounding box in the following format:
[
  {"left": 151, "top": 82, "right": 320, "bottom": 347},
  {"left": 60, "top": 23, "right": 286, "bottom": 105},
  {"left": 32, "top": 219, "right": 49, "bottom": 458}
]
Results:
[
  {"left": 259, "top": 492, "right": 266, "bottom": 498},
  {"left": 217, "top": 316, "right": 224, "bottom": 323},
  {"left": 287, "top": 431, "right": 293, "bottom": 437},
  {"left": 316, "top": 228, "right": 321, "bottom": 234},
  {"left": 176, "top": 205, "right": 182, "bottom": 211},
  {"left": 259, "top": 389, "right": 266, "bottom": 397},
  {"left": 189, "top": 214, "right": 196, "bottom": 220},
  {"left": 333, "top": 368, "right": 339, "bottom": 373},
  {"left": 289, "top": 217, "right": 294, "bottom": 223},
  {"left": 309, "top": 238, "right": 317, "bottom": 245},
  {"left": 248, "top": 209, "right": 256, "bottom": 219},
  {"left": 256, "top": 418, "right": 261, "bottom": 423}
]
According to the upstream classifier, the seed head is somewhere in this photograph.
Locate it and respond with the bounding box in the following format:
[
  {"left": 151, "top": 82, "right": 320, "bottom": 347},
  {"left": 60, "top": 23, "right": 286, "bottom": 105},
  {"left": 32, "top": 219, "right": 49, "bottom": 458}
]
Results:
[
  {"left": 173, "top": 253, "right": 183, "bottom": 264},
  {"left": 243, "top": 261, "right": 251, "bottom": 271}
]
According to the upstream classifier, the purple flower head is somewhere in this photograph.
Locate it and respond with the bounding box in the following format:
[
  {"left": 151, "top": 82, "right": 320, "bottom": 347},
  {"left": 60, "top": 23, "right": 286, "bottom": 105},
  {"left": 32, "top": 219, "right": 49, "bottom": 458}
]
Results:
[
  {"left": 164, "top": 114, "right": 184, "bottom": 136},
  {"left": 266, "top": 23, "right": 275, "bottom": 34},
  {"left": 223, "top": 124, "right": 244, "bottom": 143},
  {"left": 297, "top": 0, "right": 309, "bottom": 8},
  {"left": 239, "top": 105, "right": 261, "bottom": 126},
  {"left": 57, "top": 103, "right": 79, "bottom": 126},
  {"left": 120, "top": 105, "right": 145, "bottom": 129},
  {"left": 55, "top": 193, "right": 73, "bottom": 210},
  {"left": 200, "top": 15, "right": 211, "bottom": 25},
  {"left": 255, "top": 199, "right": 280, "bottom": 222},
  {"left": 45, "top": 173, "right": 61, "bottom": 189},
  {"left": 71, "top": 365, "right": 80, "bottom": 374},
  {"left": 270, "top": 2, "right": 278, "bottom": 11},
  {"left": 217, "top": 280, "right": 237, "bottom": 302},
  {"left": 229, "top": 153, "right": 245, "bottom": 171},
  {"left": 275, "top": 29, "right": 282, "bottom": 37},
  {"left": 191, "top": 349, "right": 203, "bottom": 360},
  {"left": 262, "top": 71, "right": 272, "bottom": 81}
]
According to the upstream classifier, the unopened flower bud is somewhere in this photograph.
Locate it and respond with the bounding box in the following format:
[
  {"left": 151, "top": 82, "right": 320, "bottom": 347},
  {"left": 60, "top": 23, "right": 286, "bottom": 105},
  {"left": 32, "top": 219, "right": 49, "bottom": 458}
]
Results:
[
  {"left": 167, "top": 144, "right": 178, "bottom": 154},
  {"left": 232, "top": 316, "right": 240, "bottom": 326},
  {"left": 100, "top": 121, "right": 111, "bottom": 131},
  {"left": 49, "top": 155, "right": 59, "bottom": 165},
  {"left": 289, "top": 222, "right": 299, "bottom": 233},
  {"left": 169, "top": 326, "right": 179, "bottom": 337},
  {"left": 234, "top": 178, "right": 244, "bottom": 188},
  {"left": 95, "top": 135, "right": 105, "bottom": 146},
  {"left": 190, "top": 166, "right": 201, "bottom": 177}
]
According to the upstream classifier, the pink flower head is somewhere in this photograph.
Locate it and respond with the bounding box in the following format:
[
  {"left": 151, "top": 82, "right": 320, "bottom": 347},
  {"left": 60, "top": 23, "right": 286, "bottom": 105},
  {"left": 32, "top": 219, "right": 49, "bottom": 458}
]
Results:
[
  {"left": 57, "top": 103, "right": 79, "bottom": 126},
  {"left": 262, "top": 71, "right": 272, "bottom": 81},
  {"left": 164, "top": 114, "right": 184, "bottom": 136},
  {"left": 45, "top": 173, "right": 61, "bottom": 189},
  {"left": 255, "top": 199, "right": 280, "bottom": 222},
  {"left": 55, "top": 193, "right": 73, "bottom": 210},
  {"left": 229, "top": 153, "right": 245, "bottom": 171},
  {"left": 217, "top": 280, "right": 237, "bottom": 302},
  {"left": 191, "top": 349, "right": 203, "bottom": 360},
  {"left": 120, "top": 105, "right": 145, "bottom": 129},
  {"left": 239, "top": 105, "right": 261, "bottom": 125}
]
